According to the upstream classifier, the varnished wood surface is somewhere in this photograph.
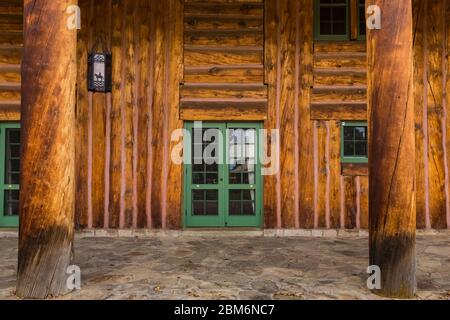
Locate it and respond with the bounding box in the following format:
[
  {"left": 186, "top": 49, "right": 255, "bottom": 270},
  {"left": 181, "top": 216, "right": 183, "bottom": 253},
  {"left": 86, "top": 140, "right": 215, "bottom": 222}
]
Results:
[
  {"left": 0, "top": 0, "right": 21, "bottom": 119},
  {"left": 368, "top": 0, "right": 416, "bottom": 298},
  {"left": 3, "top": 0, "right": 449, "bottom": 231},
  {"left": 181, "top": 0, "right": 267, "bottom": 120},
  {"left": 17, "top": 0, "right": 77, "bottom": 299}
]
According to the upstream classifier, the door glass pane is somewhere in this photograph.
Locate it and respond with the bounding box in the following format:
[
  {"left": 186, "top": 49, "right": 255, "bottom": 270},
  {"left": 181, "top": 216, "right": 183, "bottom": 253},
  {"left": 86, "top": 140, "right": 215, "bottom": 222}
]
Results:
[
  {"left": 5, "top": 128, "right": 20, "bottom": 185},
  {"left": 229, "top": 128, "right": 256, "bottom": 185},
  {"left": 192, "top": 190, "right": 218, "bottom": 216},
  {"left": 229, "top": 190, "right": 256, "bottom": 216},
  {"left": 4, "top": 190, "right": 19, "bottom": 216},
  {"left": 192, "top": 128, "right": 219, "bottom": 185}
]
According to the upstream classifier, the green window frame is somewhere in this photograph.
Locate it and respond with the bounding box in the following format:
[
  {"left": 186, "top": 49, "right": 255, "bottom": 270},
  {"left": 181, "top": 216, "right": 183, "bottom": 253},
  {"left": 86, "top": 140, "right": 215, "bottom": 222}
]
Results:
[
  {"left": 314, "top": 0, "right": 350, "bottom": 41},
  {"left": 314, "top": 0, "right": 366, "bottom": 41},
  {"left": 341, "top": 121, "right": 368, "bottom": 164},
  {"left": 0, "top": 122, "right": 20, "bottom": 228}
]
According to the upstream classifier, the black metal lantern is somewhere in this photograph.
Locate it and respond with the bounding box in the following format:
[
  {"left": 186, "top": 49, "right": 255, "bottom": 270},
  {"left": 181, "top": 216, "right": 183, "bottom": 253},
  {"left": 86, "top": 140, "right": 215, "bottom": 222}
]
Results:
[{"left": 88, "top": 52, "right": 112, "bottom": 92}]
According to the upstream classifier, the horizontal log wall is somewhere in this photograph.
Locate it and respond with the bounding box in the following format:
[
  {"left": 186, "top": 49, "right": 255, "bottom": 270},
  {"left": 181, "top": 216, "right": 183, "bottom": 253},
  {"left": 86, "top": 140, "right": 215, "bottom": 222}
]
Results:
[
  {"left": 181, "top": 0, "right": 268, "bottom": 121},
  {"left": 0, "top": 0, "right": 21, "bottom": 120}
]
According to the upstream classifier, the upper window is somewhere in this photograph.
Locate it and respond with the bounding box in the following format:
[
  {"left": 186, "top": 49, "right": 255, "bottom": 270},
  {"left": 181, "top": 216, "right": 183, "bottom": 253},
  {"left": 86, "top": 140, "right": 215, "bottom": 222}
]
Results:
[
  {"left": 314, "top": 0, "right": 366, "bottom": 41},
  {"left": 358, "top": 0, "right": 366, "bottom": 37},
  {"left": 341, "top": 122, "right": 368, "bottom": 163},
  {"left": 0, "top": 123, "right": 20, "bottom": 228}
]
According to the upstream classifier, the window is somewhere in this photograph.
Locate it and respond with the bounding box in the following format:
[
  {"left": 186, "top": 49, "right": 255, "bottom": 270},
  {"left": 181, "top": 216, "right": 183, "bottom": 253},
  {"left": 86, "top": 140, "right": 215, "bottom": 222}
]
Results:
[
  {"left": 0, "top": 123, "right": 20, "bottom": 227},
  {"left": 357, "top": 0, "right": 366, "bottom": 38},
  {"left": 341, "top": 122, "right": 368, "bottom": 163},
  {"left": 314, "top": 0, "right": 366, "bottom": 41}
]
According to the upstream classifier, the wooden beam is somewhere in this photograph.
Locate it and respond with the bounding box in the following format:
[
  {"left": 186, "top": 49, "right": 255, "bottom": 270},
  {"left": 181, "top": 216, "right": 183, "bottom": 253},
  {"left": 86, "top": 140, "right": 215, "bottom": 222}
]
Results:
[
  {"left": 350, "top": 0, "right": 358, "bottom": 40},
  {"left": 16, "top": 0, "right": 77, "bottom": 299},
  {"left": 367, "top": 1, "right": 416, "bottom": 298}
]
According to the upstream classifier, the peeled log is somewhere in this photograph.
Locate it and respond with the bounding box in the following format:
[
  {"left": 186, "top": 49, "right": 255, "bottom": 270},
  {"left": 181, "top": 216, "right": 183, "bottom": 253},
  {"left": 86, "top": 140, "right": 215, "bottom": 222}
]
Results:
[
  {"left": 17, "top": 0, "right": 77, "bottom": 299},
  {"left": 367, "top": 0, "right": 416, "bottom": 298}
]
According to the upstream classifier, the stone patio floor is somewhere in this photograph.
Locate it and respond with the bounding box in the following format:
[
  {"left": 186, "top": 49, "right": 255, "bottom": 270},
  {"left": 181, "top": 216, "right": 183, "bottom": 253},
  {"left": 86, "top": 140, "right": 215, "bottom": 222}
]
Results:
[{"left": 0, "top": 234, "right": 449, "bottom": 300}]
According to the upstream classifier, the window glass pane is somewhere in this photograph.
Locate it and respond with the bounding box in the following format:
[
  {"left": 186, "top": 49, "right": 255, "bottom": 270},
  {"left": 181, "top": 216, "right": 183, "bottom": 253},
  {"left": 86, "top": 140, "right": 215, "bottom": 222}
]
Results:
[
  {"left": 344, "top": 141, "right": 355, "bottom": 156},
  {"left": 193, "top": 190, "right": 203, "bottom": 201},
  {"left": 354, "top": 126, "right": 367, "bottom": 140},
  {"left": 192, "top": 190, "right": 218, "bottom": 216},
  {"left": 5, "top": 128, "right": 20, "bottom": 185},
  {"left": 205, "top": 190, "right": 218, "bottom": 201},
  {"left": 333, "top": 22, "right": 346, "bottom": 35},
  {"left": 230, "top": 189, "right": 241, "bottom": 201},
  {"left": 205, "top": 202, "right": 218, "bottom": 216},
  {"left": 229, "top": 190, "right": 256, "bottom": 216},
  {"left": 355, "top": 141, "right": 367, "bottom": 156},
  {"left": 192, "top": 128, "right": 219, "bottom": 185},
  {"left": 4, "top": 190, "right": 19, "bottom": 216},
  {"left": 193, "top": 202, "right": 205, "bottom": 216},
  {"left": 344, "top": 126, "right": 354, "bottom": 140},
  {"left": 318, "top": 0, "right": 348, "bottom": 36},
  {"left": 242, "top": 201, "right": 256, "bottom": 216},
  {"left": 229, "top": 201, "right": 241, "bottom": 216},
  {"left": 342, "top": 124, "right": 368, "bottom": 160},
  {"left": 229, "top": 128, "right": 256, "bottom": 185}
]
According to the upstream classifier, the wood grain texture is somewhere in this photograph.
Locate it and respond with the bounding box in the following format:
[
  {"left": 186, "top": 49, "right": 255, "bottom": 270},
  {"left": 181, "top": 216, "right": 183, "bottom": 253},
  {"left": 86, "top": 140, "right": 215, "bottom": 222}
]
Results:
[
  {"left": 181, "top": 0, "right": 267, "bottom": 122},
  {"left": 263, "top": 0, "right": 277, "bottom": 228},
  {"left": 17, "top": 0, "right": 77, "bottom": 299},
  {"left": 329, "top": 121, "right": 341, "bottom": 229},
  {"left": 297, "top": 0, "right": 315, "bottom": 229},
  {"left": 426, "top": 0, "right": 447, "bottom": 229},
  {"left": 0, "top": 0, "right": 21, "bottom": 120},
  {"left": 61, "top": 0, "right": 448, "bottom": 231},
  {"left": 446, "top": 0, "right": 450, "bottom": 229},
  {"left": 74, "top": 0, "right": 185, "bottom": 229},
  {"left": 412, "top": 0, "right": 450, "bottom": 230},
  {"left": 75, "top": 0, "right": 89, "bottom": 228},
  {"left": 413, "top": 0, "right": 427, "bottom": 229},
  {"left": 91, "top": 0, "right": 109, "bottom": 228},
  {"left": 165, "top": 0, "right": 183, "bottom": 229},
  {"left": 109, "top": 0, "right": 124, "bottom": 228},
  {"left": 368, "top": 0, "right": 416, "bottom": 298}
]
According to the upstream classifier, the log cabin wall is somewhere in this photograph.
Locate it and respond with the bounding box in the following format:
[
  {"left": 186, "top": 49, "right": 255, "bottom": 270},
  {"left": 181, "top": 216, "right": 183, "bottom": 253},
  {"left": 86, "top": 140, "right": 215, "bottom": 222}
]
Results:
[
  {"left": 413, "top": 0, "right": 450, "bottom": 230},
  {"left": 0, "top": 0, "right": 448, "bottom": 230},
  {"left": 0, "top": 0, "right": 21, "bottom": 121},
  {"left": 75, "top": 0, "right": 183, "bottom": 229},
  {"left": 264, "top": 0, "right": 369, "bottom": 229},
  {"left": 181, "top": 0, "right": 268, "bottom": 120}
]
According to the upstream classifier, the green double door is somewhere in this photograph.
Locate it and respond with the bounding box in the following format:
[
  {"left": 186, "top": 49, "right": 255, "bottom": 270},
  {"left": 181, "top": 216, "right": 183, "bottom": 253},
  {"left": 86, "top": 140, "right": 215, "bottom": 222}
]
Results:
[{"left": 184, "top": 122, "right": 263, "bottom": 228}]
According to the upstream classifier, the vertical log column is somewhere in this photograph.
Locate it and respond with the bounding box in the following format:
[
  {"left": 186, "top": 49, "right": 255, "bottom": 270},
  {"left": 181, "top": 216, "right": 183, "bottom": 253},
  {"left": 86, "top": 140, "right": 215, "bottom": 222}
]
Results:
[
  {"left": 17, "top": 0, "right": 77, "bottom": 299},
  {"left": 367, "top": 1, "right": 416, "bottom": 298}
]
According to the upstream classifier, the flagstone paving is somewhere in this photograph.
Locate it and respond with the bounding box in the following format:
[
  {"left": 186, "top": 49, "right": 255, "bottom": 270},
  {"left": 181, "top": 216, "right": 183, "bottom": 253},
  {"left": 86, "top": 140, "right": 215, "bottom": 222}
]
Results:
[{"left": 0, "top": 234, "right": 449, "bottom": 300}]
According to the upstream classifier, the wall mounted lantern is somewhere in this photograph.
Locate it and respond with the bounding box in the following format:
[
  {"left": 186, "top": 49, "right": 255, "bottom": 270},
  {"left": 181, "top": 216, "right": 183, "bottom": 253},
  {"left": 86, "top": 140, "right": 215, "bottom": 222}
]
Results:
[{"left": 87, "top": 52, "right": 112, "bottom": 92}]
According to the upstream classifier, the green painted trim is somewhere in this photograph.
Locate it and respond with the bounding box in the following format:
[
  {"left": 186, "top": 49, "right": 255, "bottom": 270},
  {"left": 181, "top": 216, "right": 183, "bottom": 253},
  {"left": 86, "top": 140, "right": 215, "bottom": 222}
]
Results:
[
  {"left": 183, "top": 122, "right": 225, "bottom": 227},
  {"left": 0, "top": 122, "right": 20, "bottom": 228},
  {"left": 314, "top": 0, "right": 350, "bottom": 41},
  {"left": 225, "top": 122, "right": 263, "bottom": 228},
  {"left": 340, "top": 121, "right": 368, "bottom": 164},
  {"left": 183, "top": 122, "right": 263, "bottom": 228}
]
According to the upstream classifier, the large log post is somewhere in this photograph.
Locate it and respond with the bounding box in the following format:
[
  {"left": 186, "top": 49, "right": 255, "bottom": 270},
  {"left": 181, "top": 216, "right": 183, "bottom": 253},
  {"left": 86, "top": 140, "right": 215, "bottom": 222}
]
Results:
[
  {"left": 17, "top": 0, "right": 77, "bottom": 298},
  {"left": 367, "top": 1, "right": 416, "bottom": 298}
]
